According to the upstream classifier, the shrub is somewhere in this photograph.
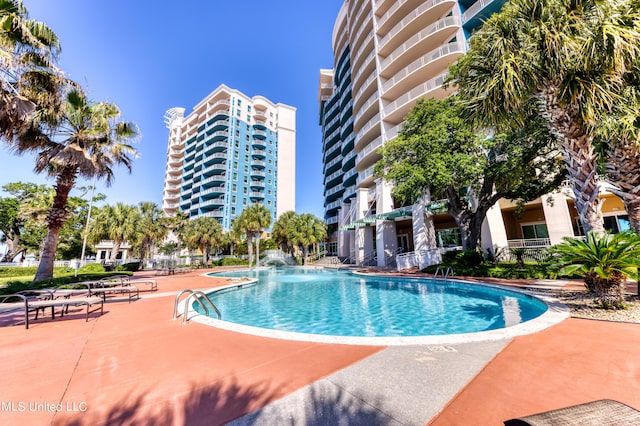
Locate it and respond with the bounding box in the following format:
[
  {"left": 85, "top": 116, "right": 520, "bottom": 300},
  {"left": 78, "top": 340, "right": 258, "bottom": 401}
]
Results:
[
  {"left": 115, "top": 262, "right": 141, "bottom": 272},
  {"left": 79, "top": 263, "right": 105, "bottom": 273}
]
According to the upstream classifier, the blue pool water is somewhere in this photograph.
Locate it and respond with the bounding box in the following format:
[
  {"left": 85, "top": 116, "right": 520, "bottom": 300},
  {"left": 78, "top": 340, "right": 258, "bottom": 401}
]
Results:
[{"left": 201, "top": 267, "right": 547, "bottom": 337}]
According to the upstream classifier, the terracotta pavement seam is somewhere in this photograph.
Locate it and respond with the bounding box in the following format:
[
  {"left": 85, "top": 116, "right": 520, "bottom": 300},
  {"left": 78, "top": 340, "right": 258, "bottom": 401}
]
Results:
[
  {"left": 425, "top": 338, "right": 515, "bottom": 425},
  {"left": 50, "top": 312, "right": 100, "bottom": 425}
]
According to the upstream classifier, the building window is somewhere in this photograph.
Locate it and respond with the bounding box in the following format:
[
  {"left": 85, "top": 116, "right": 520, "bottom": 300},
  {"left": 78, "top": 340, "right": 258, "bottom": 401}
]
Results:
[
  {"left": 243, "top": 198, "right": 247, "bottom": 205},
  {"left": 232, "top": 195, "right": 236, "bottom": 203},
  {"left": 245, "top": 155, "right": 249, "bottom": 162},
  {"left": 243, "top": 187, "right": 248, "bottom": 194},
  {"left": 604, "top": 214, "right": 630, "bottom": 234},
  {"left": 232, "top": 184, "right": 237, "bottom": 191},
  {"left": 436, "top": 228, "right": 461, "bottom": 248},
  {"left": 521, "top": 223, "right": 549, "bottom": 240},
  {"left": 234, "top": 151, "right": 239, "bottom": 158},
  {"left": 243, "top": 176, "right": 248, "bottom": 183}
]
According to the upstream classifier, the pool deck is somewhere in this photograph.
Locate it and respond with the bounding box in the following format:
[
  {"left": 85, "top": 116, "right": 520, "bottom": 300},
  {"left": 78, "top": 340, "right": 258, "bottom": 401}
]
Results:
[{"left": 1, "top": 268, "right": 639, "bottom": 425}]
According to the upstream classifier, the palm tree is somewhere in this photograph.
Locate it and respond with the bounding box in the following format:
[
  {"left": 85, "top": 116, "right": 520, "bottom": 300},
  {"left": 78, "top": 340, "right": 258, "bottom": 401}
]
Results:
[
  {"left": 290, "top": 214, "right": 327, "bottom": 265},
  {"left": 272, "top": 211, "right": 298, "bottom": 254},
  {"left": 14, "top": 89, "right": 139, "bottom": 281},
  {"left": 137, "top": 202, "right": 168, "bottom": 265},
  {"left": 0, "top": 0, "right": 64, "bottom": 140},
  {"left": 88, "top": 203, "right": 141, "bottom": 264},
  {"left": 450, "top": 0, "right": 640, "bottom": 234},
  {"left": 178, "top": 216, "right": 222, "bottom": 267},
  {"left": 234, "top": 203, "right": 272, "bottom": 268},
  {"left": 549, "top": 232, "right": 640, "bottom": 309}
]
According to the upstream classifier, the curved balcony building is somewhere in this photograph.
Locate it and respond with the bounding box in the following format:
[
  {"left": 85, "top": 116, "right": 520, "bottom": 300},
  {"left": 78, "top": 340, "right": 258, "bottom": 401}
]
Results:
[
  {"left": 163, "top": 84, "right": 296, "bottom": 230},
  {"left": 318, "top": 0, "right": 507, "bottom": 262}
]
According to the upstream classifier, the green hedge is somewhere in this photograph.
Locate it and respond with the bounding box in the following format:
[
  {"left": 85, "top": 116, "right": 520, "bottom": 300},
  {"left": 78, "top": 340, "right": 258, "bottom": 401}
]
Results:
[{"left": 0, "top": 271, "right": 132, "bottom": 296}]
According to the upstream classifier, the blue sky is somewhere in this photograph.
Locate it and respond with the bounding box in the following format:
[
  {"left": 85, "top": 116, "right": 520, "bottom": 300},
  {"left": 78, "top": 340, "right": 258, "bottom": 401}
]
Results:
[{"left": 1, "top": 0, "right": 344, "bottom": 218}]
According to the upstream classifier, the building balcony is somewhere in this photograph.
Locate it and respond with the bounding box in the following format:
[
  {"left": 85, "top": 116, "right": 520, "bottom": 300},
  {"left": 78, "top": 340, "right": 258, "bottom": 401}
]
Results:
[
  {"left": 324, "top": 155, "right": 343, "bottom": 175},
  {"left": 200, "top": 198, "right": 226, "bottom": 208},
  {"left": 378, "top": 0, "right": 457, "bottom": 56},
  {"left": 353, "top": 71, "right": 378, "bottom": 112},
  {"left": 356, "top": 135, "right": 383, "bottom": 170},
  {"left": 381, "top": 41, "right": 465, "bottom": 100},
  {"left": 201, "top": 210, "right": 224, "bottom": 219},
  {"left": 324, "top": 141, "right": 343, "bottom": 163},
  {"left": 251, "top": 159, "right": 266, "bottom": 169},
  {"left": 342, "top": 151, "right": 357, "bottom": 171},
  {"left": 207, "top": 119, "right": 229, "bottom": 132},
  {"left": 250, "top": 169, "right": 266, "bottom": 179},
  {"left": 463, "top": 0, "right": 508, "bottom": 31},
  {"left": 356, "top": 165, "right": 376, "bottom": 188},
  {"left": 253, "top": 108, "right": 268, "bottom": 120},
  {"left": 250, "top": 180, "right": 265, "bottom": 190},
  {"left": 250, "top": 191, "right": 265, "bottom": 200},
  {"left": 201, "top": 175, "right": 226, "bottom": 186},
  {"left": 507, "top": 238, "right": 551, "bottom": 248},
  {"left": 383, "top": 72, "right": 450, "bottom": 123},
  {"left": 204, "top": 141, "right": 229, "bottom": 155},
  {"left": 325, "top": 169, "right": 344, "bottom": 187},
  {"left": 252, "top": 139, "right": 267, "bottom": 150},
  {"left": 355, "top": 113, "right": 381, "bottom": 152},
  {"left": 200, "top": 185, "right": 225, "bottom": 197},
  {"left": 353, "top": 90, "right": 379, "bottom": 132},
  {"left": 342, "top": 185, "right": 357, "bottom": 203},
  {"left": 379, "top": 16, "right": 459, "bottom": 78},
  {"left": 252, "top": 149, "right": 266, "bottom": 159},
  {"left": 202, "top": 164, "right": 227, "bottom": 176},
  {"left": 343, "top": 168, "right": 358, "bottom": 186},
  {"left": 253, "top": 119, "right": 267, "bottom": 130}
]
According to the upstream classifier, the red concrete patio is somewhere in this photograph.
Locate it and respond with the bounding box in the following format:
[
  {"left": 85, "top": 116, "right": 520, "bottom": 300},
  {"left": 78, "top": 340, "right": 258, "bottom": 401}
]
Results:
[{"left": 0, "top": 269, "right": 639, "bottom": 425}]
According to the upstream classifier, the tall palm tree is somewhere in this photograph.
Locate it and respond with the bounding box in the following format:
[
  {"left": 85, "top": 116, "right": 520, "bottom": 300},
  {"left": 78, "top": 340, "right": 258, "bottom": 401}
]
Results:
[
  {"left": 137, "top": 201, "right": 168, "bottom": 265},
  {"left": 14, "top": 89, "right": 139, "bottom": 281},
  {"left": 88, "top": 203, "right": 141, "bottom": 264},
  {"left": 234, "top": 203, "right": 272, "bottom": 268},
  {"left": 450, "top": 0, "right": 640, "bottom": 234},
  {"left": 178, "top": 216, "right": 222, "bottom": 267},
  {"left": 0, "top": 0, "right": 64, "bottom": 140},
  {"left": 290, "top": 214, "right": 327, "bottom": 265},
  {"left": 272, "top": 210, "right": 298, "bottom": 254},
  {"left": 550, "top": 231, "right": 640, "bottom": 308}
]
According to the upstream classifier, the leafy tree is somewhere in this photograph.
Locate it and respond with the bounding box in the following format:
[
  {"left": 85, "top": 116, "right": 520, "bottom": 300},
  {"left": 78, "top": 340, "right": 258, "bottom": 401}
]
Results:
[
  {"left": 11, "top": 89, "right": 139, "bottom": 281},
  {"left": 450, "top": 0, "right": 640, "bottom": 234},
  {"left": 549, "top": 232, "right": 640, "bottom": 309},
  {"left": 88, "top": 203, "right": 141, "bottom": 263},
  {"left": 0, "top": 182, "right": 103, "bottom": 261},
  {"left": 178, "top": 216, "right": 222, "bottom": 267},
  {"left": 375, "top": 97, "right": 564, "bottom": 250},
  {"left": 233, "top": 203, "right": 272, "bottom": 268}
]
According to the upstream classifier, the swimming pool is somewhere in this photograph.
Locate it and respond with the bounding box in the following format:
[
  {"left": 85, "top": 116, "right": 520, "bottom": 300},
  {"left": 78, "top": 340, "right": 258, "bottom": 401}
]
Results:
[{"left": 196, "top": 267, "right": 560, "bottom": 344}]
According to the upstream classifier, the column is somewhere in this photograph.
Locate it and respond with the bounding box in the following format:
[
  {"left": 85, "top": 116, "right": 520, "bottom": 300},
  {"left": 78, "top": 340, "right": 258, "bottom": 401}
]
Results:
[
  {"left": 542, "top": 193, "right": 574, "bottom": 245},
  {"left": 375, "top": 179, "right": 397, "bottom": 267},
  {"left": 355, "top": 188, "right": 374, "bottom": 265},
  {"left": 481, "top": 201, "right": 509, "bottom": 253},
  {"left": 412, "top": 198, "right": 437, "bottom": 252}
]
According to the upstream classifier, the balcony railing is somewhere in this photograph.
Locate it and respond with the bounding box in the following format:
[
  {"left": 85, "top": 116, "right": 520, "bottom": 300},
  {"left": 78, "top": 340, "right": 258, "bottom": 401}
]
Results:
[{"left": 507, "top": 238, "right": 551, "bottom": 248}]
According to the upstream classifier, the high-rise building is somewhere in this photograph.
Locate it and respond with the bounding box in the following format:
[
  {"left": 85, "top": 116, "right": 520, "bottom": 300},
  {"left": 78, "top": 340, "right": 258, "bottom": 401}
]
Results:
[
  {"left": 320, "top": 1, "right": 629, "bottom": 267},
  {"left": 163, "top": 84, "right": 296, "bottom": 229}
]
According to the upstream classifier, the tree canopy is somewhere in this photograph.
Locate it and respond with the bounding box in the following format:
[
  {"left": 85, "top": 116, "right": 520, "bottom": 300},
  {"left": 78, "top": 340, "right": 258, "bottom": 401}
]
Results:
[{"left": 375, "top": 97, "right": 564, "bottom": 250}]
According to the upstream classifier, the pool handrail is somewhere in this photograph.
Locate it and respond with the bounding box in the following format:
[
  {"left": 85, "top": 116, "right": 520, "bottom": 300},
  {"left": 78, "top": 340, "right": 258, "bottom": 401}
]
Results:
[{"left": 173, "top": 289, "right": 222, "bottom": 323}]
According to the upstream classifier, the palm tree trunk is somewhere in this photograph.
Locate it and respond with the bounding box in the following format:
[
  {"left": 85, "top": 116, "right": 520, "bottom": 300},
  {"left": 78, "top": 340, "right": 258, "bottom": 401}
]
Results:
[
  {"left": 34, "top": 170, "right": 76, "bottom": 282},
  {"left": 538, "top": 87, "right": 604, "bottom": 234},
  {"left": 247, "top": 236, "right": 253, "bottom": 268},
  {"left": 255, "top": 234, "right": 260, "bottom": 268},
  {"left": 606, "top": 143, "right": 640, "bottom": 232},
  {"left": 109, "top": 240, "right": 122, "bottom": 264}
]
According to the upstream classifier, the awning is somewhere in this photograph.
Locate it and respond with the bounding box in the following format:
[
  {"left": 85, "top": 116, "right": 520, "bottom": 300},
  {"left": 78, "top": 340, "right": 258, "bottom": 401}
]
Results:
[
  {"left": 426, "top": 201, "right": 449, "bottom": 214},
  {"left": 375, "top": 208, "right": 413, "bottom": 221}
]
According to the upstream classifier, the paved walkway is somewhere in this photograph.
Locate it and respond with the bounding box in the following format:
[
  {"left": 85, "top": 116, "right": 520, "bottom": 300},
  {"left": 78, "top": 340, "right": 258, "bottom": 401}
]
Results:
[{"left": 0, "top": 269, "right": 639, "bottom": 425}]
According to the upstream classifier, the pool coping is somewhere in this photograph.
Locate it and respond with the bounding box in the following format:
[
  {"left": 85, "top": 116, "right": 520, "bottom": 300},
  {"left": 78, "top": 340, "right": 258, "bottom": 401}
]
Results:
[{"left": 184, "top": 269, "right": 570, "bottom": 346}]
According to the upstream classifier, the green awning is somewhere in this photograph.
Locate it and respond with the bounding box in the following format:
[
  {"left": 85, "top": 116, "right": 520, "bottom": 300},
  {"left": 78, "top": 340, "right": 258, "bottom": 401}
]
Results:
[{"left": 375, "top": 208, "right": 413, "bottom": 221}]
